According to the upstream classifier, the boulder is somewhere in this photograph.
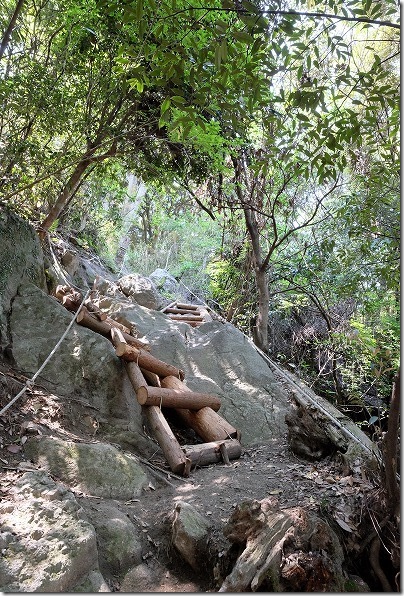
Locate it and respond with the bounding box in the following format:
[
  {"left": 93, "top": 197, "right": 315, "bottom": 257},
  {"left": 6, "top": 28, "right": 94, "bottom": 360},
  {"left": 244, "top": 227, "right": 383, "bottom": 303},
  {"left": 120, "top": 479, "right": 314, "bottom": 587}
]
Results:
[
  {"left": 84, "top": 503, "right": 143, "bottom": 574},
  {"left": 117, "top": 273, "right": 166, "bottom": 309},
  {"left": 171, "top": 501, "right": 212, "bottom": 572},
  {"left": 0, "top": 208, "right": 46, "bottom": 350},
  {"left": 0, "top": 470, "right": 99, "bottom": 592},
  {"left": 9, "top": 283, "right": 143, "bottom": 424},
  {"left": 149, "top": 268, "right": 181, "bottom": 298},
  {"left": 24, "top": 436, "right": 149, "bottom": 499}
]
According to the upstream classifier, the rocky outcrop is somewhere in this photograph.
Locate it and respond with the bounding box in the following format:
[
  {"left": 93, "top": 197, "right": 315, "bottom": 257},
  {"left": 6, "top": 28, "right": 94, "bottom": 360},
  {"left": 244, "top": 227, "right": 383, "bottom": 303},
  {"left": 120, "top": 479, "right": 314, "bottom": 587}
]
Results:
[
  {"left": 0, "top": 471, "right": 101, "bottom": 592},
  {"left": 0, "top": 208, "right": 46, "bottom": 351},
  {"left": 24, "top": 436, "right": 150, "bottom": 499}
]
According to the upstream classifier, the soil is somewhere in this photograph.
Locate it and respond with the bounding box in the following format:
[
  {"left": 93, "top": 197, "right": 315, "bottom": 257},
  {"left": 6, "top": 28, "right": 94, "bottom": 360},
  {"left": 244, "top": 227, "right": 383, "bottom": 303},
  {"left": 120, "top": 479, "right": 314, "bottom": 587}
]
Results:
[{"left": 0, "top": 360, "right": 386, "bottom": 593}]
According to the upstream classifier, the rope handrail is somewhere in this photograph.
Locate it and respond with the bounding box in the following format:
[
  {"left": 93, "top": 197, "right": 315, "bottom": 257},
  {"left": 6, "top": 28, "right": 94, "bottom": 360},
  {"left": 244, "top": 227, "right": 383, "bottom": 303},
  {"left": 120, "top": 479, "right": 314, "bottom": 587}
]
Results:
[{"left": 0, "top": 290, "right": 90, "bottom": 416}]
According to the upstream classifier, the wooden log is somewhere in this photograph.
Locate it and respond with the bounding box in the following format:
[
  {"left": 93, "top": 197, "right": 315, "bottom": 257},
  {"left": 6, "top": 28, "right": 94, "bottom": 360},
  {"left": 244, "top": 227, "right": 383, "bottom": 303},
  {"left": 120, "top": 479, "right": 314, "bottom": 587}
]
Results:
[
  {"left": 125, "top": 362, "right": 147, "bottom": 391},
  {"left": 136, "top": 386, "right": 221, "bottom": 411},
  {"left": 140, "top": 368, "right": 161, "bottom": 387},
  {"left": 183, "top": 439, "right": 242, "bottom": 468},
  {"left": 176, "top": 302, "right": 199, "bottom": 311},
  {"left": 75, "top": 307, "right": 150, "bottom": 350},
  {"left": 161, "top": 376, "right": 240, "bottom": 442},
  {"left": 168, "top": 314, "right": 204, "bottom": 322},
  {"left": 115, "top": 344, "right": 185, "bottom": 381},
  {"left": 165, "top": 307, "right": 202, "bottom": 315},
  {"left": 143, "top": 406, "right": 191, "bottom": 476},
  {"left": 84, "top": 298, "right": 108, "bottom": 321},
  {"left": 160, "top": 300, "right": 178, "bottom": 313},
  {"left": 110, "top": 327, "right": 127, "bottom": 353}
]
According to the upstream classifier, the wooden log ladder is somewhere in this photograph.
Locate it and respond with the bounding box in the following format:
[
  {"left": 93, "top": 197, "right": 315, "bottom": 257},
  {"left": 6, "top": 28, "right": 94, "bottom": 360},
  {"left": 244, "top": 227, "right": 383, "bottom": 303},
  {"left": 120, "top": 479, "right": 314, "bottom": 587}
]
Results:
[{"left": 57, "top": 286, "right": 241, "bottom": 477}]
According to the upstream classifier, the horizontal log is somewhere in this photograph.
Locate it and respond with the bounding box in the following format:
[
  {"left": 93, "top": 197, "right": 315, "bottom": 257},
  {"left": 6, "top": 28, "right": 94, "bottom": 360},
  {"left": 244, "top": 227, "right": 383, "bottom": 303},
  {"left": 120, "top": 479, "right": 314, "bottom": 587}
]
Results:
[
  {"left": 168, "top": 314, "right": 204, "bottom": 322},
  {"left": 161, "top": 376, "right": 240, "bottom": 442},
  {"left": 183, "top": 439, "right": 242, "bottom": 468},
  {"left": 176, "top": 302, "right": 199, "bottom": 311},
  {"left": 74, "top": 307, "right": 150, "bottom": 350},
  {"left": 115, "top": 344, "right": 185, "bottom": 380},
  {"left": 165, "top": 307, "right": 201, "bottom": 315},
  {"left": 136, "top": 386, "right": 221, "bottom": 411},
  {"left": 143, "top": 406, "right": 191, "bottom": 476}
]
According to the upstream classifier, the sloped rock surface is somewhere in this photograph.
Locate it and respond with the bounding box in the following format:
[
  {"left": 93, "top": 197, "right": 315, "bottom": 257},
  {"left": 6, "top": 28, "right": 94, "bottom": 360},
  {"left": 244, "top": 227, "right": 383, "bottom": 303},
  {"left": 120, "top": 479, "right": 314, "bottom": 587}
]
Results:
[
  {"left": 24, "top": 436, "right": 150, "bottom": 499},
  {"left": 0, "top": 208, "right": 46, "bottom": 350},
  {"left": 0, "top": 471, "right": 99, "bottom": 592}
]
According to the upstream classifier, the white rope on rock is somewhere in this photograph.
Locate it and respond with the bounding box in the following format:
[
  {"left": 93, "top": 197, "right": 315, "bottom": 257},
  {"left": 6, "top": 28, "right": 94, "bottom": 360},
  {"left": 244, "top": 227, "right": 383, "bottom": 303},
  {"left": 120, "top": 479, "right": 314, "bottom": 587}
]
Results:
[{"left": 0, "top": 290, "right": 90, "bottom": 416}]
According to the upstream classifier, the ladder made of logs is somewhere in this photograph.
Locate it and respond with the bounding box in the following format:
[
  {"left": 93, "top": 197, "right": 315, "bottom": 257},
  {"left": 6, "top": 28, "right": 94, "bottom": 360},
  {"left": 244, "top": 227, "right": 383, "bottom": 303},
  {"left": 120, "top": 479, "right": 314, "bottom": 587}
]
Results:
[
  {"left": 161, "top": 301, "right": 211, "bottom": 327},
  {"left": 56, "top": 286, "right": 241, "bottom": 477}
]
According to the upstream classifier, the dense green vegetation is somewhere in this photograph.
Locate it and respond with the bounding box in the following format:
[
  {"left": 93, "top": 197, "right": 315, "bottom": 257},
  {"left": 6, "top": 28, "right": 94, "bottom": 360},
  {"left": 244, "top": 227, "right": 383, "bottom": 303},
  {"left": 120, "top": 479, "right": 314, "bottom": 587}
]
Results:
[{"left": 0, "top": 0, "right": 400, "bottom": 418}]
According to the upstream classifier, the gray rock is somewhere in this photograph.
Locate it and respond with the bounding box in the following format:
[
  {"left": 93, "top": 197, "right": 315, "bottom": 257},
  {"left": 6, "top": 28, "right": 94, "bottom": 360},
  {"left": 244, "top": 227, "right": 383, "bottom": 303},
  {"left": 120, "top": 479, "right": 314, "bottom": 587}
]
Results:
[
  {"left": 84, "top": 503, "right": 142, "bottom": 574},
  {"left": 9, "top": 283, "right": 140, "bottom": 421},
  {"left": 171, "top": 501, "right": 212, "bottom": 572},
  {"left": 117, "top": 273, "right": 165, "bottom": 309},
  {"left": 0, "top": 208, "right": 46, "bottom": 348},
  {"left": 24, "top": 436, "right": 149, "bottom": 499},
  {"left": 149, "top": 268, "right": 181, "bottom": 298},
  {"left": 0, "top": 471, "right": 98, "bottom": 592}
]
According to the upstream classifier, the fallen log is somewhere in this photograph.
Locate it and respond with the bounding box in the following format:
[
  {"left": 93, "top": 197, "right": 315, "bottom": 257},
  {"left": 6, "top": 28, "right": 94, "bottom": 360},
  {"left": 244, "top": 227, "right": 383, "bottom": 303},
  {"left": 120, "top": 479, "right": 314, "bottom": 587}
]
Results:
[
  {"left": 183, "top": 439, "right": 241, "bottom": 468},
  {"left": 161, "top": 376, "right": 240, "bottom": 442},
  {"left": 136, "top": 386, "right": 221, "bottom": 411},
  {"left": 74, "top": 307, "right": 150, "bottom": 350},
  {"left": 143, "top": 406, "right": 191, "bottom": 476},
  {"left": 115, "top": 344, "right": 185, "bottom": 380}
]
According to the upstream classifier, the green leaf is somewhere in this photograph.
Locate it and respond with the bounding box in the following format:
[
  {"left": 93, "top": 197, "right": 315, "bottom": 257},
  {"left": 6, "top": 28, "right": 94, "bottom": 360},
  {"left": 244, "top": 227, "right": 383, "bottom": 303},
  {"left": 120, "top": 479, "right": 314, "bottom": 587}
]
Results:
[
  {"left": 170, "top": 95, "right": 186, "bottom": 105},
  {"left": 233, "top": 30, "right": 254, "bottom": 44},
  {"left": 161, "top": 97, "right": 171, "bottom": 115}
]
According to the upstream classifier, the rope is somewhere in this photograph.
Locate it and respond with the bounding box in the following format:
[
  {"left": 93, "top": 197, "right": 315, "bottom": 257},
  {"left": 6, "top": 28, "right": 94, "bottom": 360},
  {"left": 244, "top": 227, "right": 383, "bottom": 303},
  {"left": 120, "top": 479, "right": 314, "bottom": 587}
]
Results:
[{"left": 0, "top": 290, "right": 90, "bottom": 416}]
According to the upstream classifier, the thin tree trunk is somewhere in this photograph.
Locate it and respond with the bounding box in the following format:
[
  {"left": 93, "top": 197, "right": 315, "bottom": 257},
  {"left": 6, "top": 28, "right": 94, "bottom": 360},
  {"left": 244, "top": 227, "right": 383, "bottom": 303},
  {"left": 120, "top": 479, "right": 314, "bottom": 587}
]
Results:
[{"left": 0, "top": 0, "right": 25, "bottom": 60}]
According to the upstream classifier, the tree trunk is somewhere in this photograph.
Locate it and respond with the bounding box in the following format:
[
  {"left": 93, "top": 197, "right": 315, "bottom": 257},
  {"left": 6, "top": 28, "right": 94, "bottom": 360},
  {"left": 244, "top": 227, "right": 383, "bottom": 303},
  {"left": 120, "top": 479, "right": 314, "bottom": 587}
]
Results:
[
  {"left": 0, "top": 0, "right": 25, "bottom": 60},
  {"left": 253, "top": 266, "right": 270, "bottom": 353},
  {"left": 38, "top": 157, "right": 92, "bottom": 239}
]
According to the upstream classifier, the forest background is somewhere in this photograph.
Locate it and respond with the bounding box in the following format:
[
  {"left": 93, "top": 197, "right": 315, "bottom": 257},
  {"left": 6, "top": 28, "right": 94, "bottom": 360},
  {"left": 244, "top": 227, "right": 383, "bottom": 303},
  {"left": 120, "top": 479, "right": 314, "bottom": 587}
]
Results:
[{"left": 0, "top": 0, "right": 400, "bottom": 437}]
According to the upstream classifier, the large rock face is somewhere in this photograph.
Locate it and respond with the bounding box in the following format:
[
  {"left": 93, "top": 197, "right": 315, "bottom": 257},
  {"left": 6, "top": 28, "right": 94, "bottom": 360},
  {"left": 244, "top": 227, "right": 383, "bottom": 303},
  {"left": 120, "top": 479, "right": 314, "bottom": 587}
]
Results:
[
  {"left": 101, "top": 303, "right": 290, "bottom": 445},
  {"left": 0, "top": 208, "right": 46, "bottom": 350}
]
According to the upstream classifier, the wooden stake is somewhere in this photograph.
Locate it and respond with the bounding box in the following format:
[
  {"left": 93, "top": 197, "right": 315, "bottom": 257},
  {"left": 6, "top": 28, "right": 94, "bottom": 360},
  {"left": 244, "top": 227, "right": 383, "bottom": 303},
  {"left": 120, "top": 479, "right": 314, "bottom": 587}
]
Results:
[
  {"left": 115, "top": 344, "right": 185, "bottom": 380},
  {"left": 161, "top": 376, "right": 240, "bottom": 442},
  {"left": 136, "top": 386, "right": 221, "bottom": 411},
  {"left": 140, "top": 368, "right": 161, "bottom": 387}
]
